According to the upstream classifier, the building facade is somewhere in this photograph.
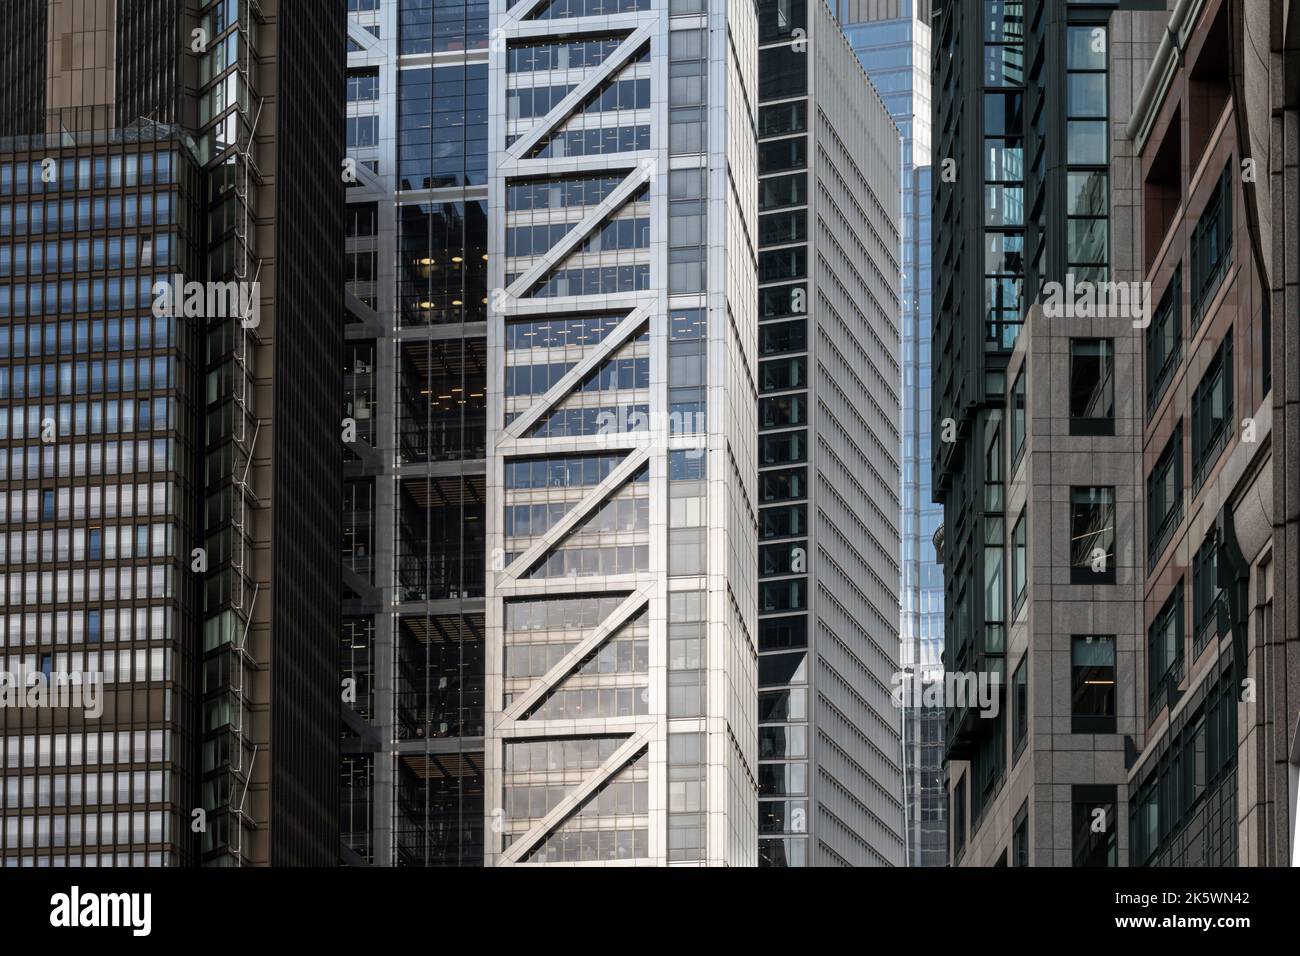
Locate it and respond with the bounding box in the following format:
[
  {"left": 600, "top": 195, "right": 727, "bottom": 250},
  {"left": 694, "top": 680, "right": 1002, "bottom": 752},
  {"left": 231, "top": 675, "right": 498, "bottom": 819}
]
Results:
[
  {"left": 933, "top": 0, "right": 1165, "bottom": 866},
  {"left": 839, "top": 0, "right": 945, "bottom": 867},
  {"left": 339, "top": 0, "right": 489, "bottom": 868},
  {"left": 0, "top": 0, "right": 344, "bottom": 866},
  {"left": 1124, "top": 0, "right": 1298, "bottom": 868},
  {"left": 936, "top": 0, "right": 1300, "bottom": 869},
  {"left": 482, "top": 0, "right": 759, "bottom": 867},
  {"left": 756, "top": 0, "right": 906, "bottom": 867}
]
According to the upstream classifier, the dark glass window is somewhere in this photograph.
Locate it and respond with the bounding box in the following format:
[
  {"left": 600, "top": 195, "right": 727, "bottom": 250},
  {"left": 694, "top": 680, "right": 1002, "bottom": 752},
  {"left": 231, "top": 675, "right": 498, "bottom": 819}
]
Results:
[
  {"left": 1192, "top": 532, "right": 1223, "bottom": 656},
  {"left": 759, "top": 173, "right": 808, "bottom": 211},
  {"left": 759, "top": 468, "right": 806, "bottom": 503},
  {"left": 1012, "top": 800, "right": 1029, "bottom": 866},
  {"left": 759, "top": 356, "right": 806, "bottom": 392},
  {"left": 759, "top": 504, "right": 806, "bottom": 539},
  {"left": 758, "top": 45, "right": 808, "bottom": 100},
  {"left": 758, "top": 136, "right": 807, "bottom": 174},
  {"left": 1145, "top": 269, "right": 1181, "bottom": 418},
  {"left": 758, "top": 318, "right": 806, "bottom": 354},
  {"left": 759, "top": 540, "right": 807, "bottom": 576},
  {"left": 1069, "top": 486, "right": 1115, "bottom": 584},
  {"left": 1010, "top": 510, "right": 1027, "bottom": 611},
  {"left": 1191, "top": 333, "right": 1232, "bottom": 488},
  {"left": 1148, "top": 583, "right": 1184, "bottom": 715},
  {"left": 758, "top": 101, "right": 807, "bottom": 137},
  {"left": 759, "top": 615, "right": 807, "bottom": 651},
  {"left": 1072, "top": 786, "right": 1117, "bottom": 867},
  {"left": 1010, "top": 370, "right": 1026, "bottom": 466},
  {"left": 759, "top": 284, "right": 807, "bottom": 320},
  {"left": 758, "top": 247, "right": 807, "bottom": 283},
  {"left": 757, "top": 0, "right": 807, "bottom": 42},
  {"left": 1011, "top": 656, "right": 1028, "bottom": 759},
  {"left": 1069, "top": 339, "right": 1113, "bottom": 435},
  {"left": 1071, "top": 635, "right": 1116, "bottom": 733},
  {"left": 759, "top": 209, "right": 807, "bottom": 246},
  {"left": 1146, "top": 421, "right": 1183, "bottom": 568},
  {"left": 1191, "top": 163, "right": 1233, "bottom": 324}
]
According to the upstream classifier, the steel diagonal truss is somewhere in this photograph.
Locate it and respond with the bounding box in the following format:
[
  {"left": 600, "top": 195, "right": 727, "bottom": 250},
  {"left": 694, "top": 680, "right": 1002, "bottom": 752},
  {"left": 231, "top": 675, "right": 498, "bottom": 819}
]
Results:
[
  {"left": 501, "top": 304, "right": 651, "bottom": 438},
  {"left": 497, "top": 446, "right": 649, "bottom": 580},
  {"left": 501, "top": 25, "right": 653, "bottom": 165},
  {"left": 503, "top": 166, "right": 652, "bottom": 299},
  {"left": 500, "top": 589, "right": 650, "bottom": 721},
  {"left": 500, "top": 726, "right": 654, "bottom": 865},
  {"left": 488, "top": 0, "right": 670, "bottom": 868}
]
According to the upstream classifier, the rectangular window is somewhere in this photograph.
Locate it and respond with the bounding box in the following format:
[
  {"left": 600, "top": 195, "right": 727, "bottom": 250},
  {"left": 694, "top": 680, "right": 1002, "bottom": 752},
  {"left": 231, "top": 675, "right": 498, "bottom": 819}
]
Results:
[
  {"left": 1191, "top": 163, "right": 1233, "bottom": 324},
  {"left": 1011, "top": 656, "right": 1028, "bottom": 760},
  {"left": 1145, "top": 268, "right": 1182, "bottom": 418},
  {"left": 1148, "top": 583, "right": 1184, "bottom": 715},
  {"left": 1191, "top": 333, "right": 1233, "bottom": 488},
  {"left": 1065, "top": 23, "right": 1109, "bottom": 281},
  {"left": 1010, "top": 510, "right": 1027, "bottom": 612},
  {"left": 1010, "top": 370, "right": 1026, "bottom": 467},
  {"left": 1069, "top": 486, "right": 1115, "bottom": 584},
  {"left": 1071, "top": 635, "right": 1116, "bottom": 733},
  {"left": 1069, "top": 338, "right": 1114, "bottom": 435},
  {"left": 346, "top": 69, "right": 379, "bottom": 102},
  {"left": 1146, "top": 422, "right": 1183, "bottom": 569},
  {"left": 1012, "top": 800, "right": 1029, "bottom": 867},
  {"left": 1072, "top": 786, "right": 1117, "bottom": 867},
  {"left": 953, "top": 773, "right": 967, "bottom": 861},
  {"left": 1192, "top": 532, "right": 1223, "bottom": 656}
]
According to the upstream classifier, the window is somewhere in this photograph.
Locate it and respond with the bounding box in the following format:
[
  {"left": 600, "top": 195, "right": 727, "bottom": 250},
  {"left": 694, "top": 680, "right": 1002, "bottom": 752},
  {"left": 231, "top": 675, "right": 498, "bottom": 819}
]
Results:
[
  {"left": 758, "top": 0, "right": 808, "bottom": 43},
  {"left": 1145, "top": 268, "right": 1182, "bottom": 418},
  {"left": 1065, "top": 23, "right": 1109, "bottom": 281},
  {"left": 1069, "top": 486, "right": 1115, "bottom": 584},
  {"left": 1071, "top": 635, "right": 1116, "bottom": 733},
  {"left": 1012, "top": 800, "right": 1029, "bottom": 866},
  {"left": 1072, "top": 786, "right": 1117, "bottom": 866},
  {"left": 1010, "top": 370, "right": 1026, "bottom": 467},
  {"left": 1191, "top": 333, "right": 1232, "bottom": 488},
  {"left": 1190, "top": 163, "right": 1233, "bottom": 324},
  {"left": 984, "top": 81, "right": 1025, "bottom": 349},
  {"left": 952, "top": 773, "right": 967, "bottom": 861},
  {"left": 1192, "top": 532, "right": 1223, "bottom": 656},
  {"left": 1069, "top": 339, "right": 1114, "bottom": 435},
  {"left": 346, "top": 69, "right": 379, "bottom": 102},
  {"left": 1146, "top": 422, "right": 1183, "bottom": 569},
  {"left": 1010, "top": 510, "right": 1027, "bottom": 612},
  {"left": 346, "top": 115, "right": 378, "bottom": 149},
  {"left": 1011, "top": 656, "right": 1028, "bottom": 760},
  {"left": 1148, "top": 583, "right": 1184, "bottom": 715}
]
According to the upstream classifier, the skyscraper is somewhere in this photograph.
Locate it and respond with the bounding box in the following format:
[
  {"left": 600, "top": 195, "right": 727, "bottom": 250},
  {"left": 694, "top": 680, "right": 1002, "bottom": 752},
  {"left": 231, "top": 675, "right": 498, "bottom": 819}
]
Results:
[
  {"left": 933, "top": 0, "right": 1300, "bottom": 868},
  {"left": 1123, "top": 0, "right": 1296, "bottom": 867},
  {"left": 932, "top": 0, "right": 1157, "bottom": 866},
  {"left": 0, "top": 0, "right": 344, "bottom": 866},
  {"left": 756, "top": 0, "right": 905, "bottom": 867},
  {"left": 839, "top": 0, "right": 945, "bottom": 867},
  {"left": 482, "top": 0, "right": 760, "bottom": 867},
  {"left": 340, "top": 0, "right": 488, "bottom": 867}
]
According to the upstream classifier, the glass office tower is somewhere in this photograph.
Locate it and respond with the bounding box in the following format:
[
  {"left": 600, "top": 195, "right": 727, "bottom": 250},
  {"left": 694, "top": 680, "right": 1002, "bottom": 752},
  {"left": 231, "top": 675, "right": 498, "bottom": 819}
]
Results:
[
  {"left": 0, "top": 0, "right": 344, "bottom": 866},
  {"left": 340, "top": 0, "right": 488, "bottom": 866},
  {"left": 756, "top": 0, "right": 906, "bottom": 866},
  {"left": 840, "top": 0, "right": 945, "bottom": 867}
]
